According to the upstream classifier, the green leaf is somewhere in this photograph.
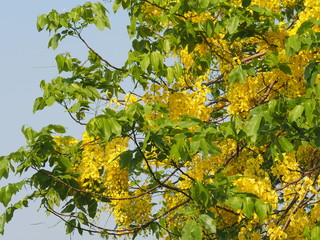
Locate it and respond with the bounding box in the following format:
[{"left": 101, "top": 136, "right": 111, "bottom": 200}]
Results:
[
  {"left": 66, "top": 219, "right": 76, "bottom": 234},
  {"left": 48, "top": 10, "right": 60, "bottom": 27},
  {"left": 0, "top": 188, "right": 11, "bottom": 208},
  {"left": 305, "top": 62, "right": 319, "bottom": 88},
  {"left": 303, "top": 102, "right": 314, "bottom": 125},
  {"left": 3, "top": 200, "right": 26, "bottom": 224},
  {"left": 254, "top": 199, "right": 270, "bottom": 222},
  {"left": 242, "top": 0, "right": 252, "bottom": 8},
  {"left": 279, "top": 63, "right": 292, "bottom": 75},
  {"left": 311, "top": 226, "right": 320, "bottom": 240},
  {"left": 186, "top": 20, "right": 196, "bottom": 38},
  {"left": 229, "top": 65, "right": 246, "bottom": 85},
  {"left": 0, "top": 181, "right": 26, "bottom": 207},
  {"left": 45, "top": 96, "right": 55, "bottom": 106},
  {"left": 166, "top": 67, "right": 175, "bottom": 83},
  {"left": 297, "top": 20, "right": 315, "bottom": 35},
  {"left": 227, "top": 16, "right": 240, "bottom": 34},
  {"left": 141, "top": 54, "right": 150, "bottom": 71},
  {"left": 288, "top": 36, "right": 301, "bottom": 51},
  {"left": 0, "top": 157, "right": 10, "bottom": 180},
  {"left": 86, "top": 116, "right": 122, "bottom": 140},
  {"left": 181, "top": 220, "right": 202, "bottom": 240},
  {"left": 69, "top": 102, "right": 81, "bottom": 113},
  {"left": 199, "top": 214, "right": 216, "bottom": 233},
  {"left": 109, "top": 118, "right": 122, "bottom": 136},
  {"left": 225, "top": 196, "right": 243, "bottom": 211},
  {"left": 201, "top": 0, "right": 210, "bottom": 9},
  {"left": 163, "top": 39, "right": 171, "bottom": 54},
  {"left": 112, "top": 1, "right": 121, "bottom": 13},
  {"left": 174, "top": 63, "right": 183, "bottom": 79},
  {"left": 95, "top": 16, "right": 108, "bottom": 31},
  {"left": 178, "top": 119, "right": 200, "bottom": 129},
  {"left": 62, "top": 204, "right": 75, "bottom": 213},
  {"left": 77, "top": 212, "right": 88, "bottom": 225},
  {"left": 150, "top": 52, "right": 161, "bottom": 71},
  {"left": 46, "top": 188, "right": 61, "bottom": 208},
  {"left": 59, "top": 156, "right": 73, "bottom": 170},
  {"left": 200, "top": 138, "right": 221, "bottom": 156},
  {"left": 245, "top": 115, "right": 263, "bottom": 141},
  {"left": 169, "top": 2, "right": 181, "bottom": 14},
  {"left": 33, "top": 97, "right": 47, "bottom": 113},
  {"left": 88, "top": 199, "right": 98, "bottom": 218},
  {"left": 190, "top": 135, "right": 201, "bottom": 153},
  {"left": 55, "top": 54, "right": 65, "bottom": 73},
  {"left": 205, "top": 20, "right": 215, "bottom": 37},
  {"left": 316, "top": 83, "right": 320, "bottom": 99},
  {"left": 127, "top": 15, "right": 137, "bottom": 38},
  {"left": 304, "top": 226, "right": 311, "bottom": 240},
  {"left": 150, "top": 222, "right": 158, "bottom": 234},
  {"left": 286, "top": 35, "right": 301, "bottom": 58},
  {"left": 37, "top": 14, "right": 48, "bottom": 31},
  {"left": 48, "top": 33, "right": 61, "bottom": 50},
  {"left": 278, "top": 137, "right": 294, "bottom": 152},
  {"left": 0, "top": 214, "right": 5, "bottom": 235},
  {"left": 190, "top": 182, "right": 210, "bottom": 207},
  {"left": 265, "top": 53, "right": 278, "bottom": 68},
  {"left": 176, "top": 206, "right": 197, "bottom": 216},
  {"left": 49, "top": 124, "right": 66, "bottom": 133},
  {"left": 242, "top": 197, "right": 255, "bottom": 218},
  {"left": 21, "top": 126, "right": 37, "bottom": 142},
  {"left": 288, "top": 105, "right": 304, "bottom": 122},
  {"left": 250, "top": 5, "right": 265, "bottom": 13},
  {"left": 119, "top": 150, "right": 133, "bottom": 170}
]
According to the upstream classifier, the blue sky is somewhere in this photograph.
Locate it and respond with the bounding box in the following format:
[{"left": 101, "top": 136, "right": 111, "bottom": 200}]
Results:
[{"left": 0, "top": 1, "right": 130, "bottom": 239}]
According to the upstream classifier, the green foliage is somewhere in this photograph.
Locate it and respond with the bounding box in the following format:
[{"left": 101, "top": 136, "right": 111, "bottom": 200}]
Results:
[{"left": 2, "top": 0, "right": 320, "bottom": 239}]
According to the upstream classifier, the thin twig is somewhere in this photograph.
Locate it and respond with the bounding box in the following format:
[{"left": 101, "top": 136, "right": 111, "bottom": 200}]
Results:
[
  {"left": 131, "top": 132, "right": 191, "bottom": 198},
  {"left": 45, "top": 196, "right": 190, "bottom": 235},
  {"left": 32, "top": 166, "right": 179, "bottom": 201},
  {"left": 75, "top": 30, "right": 125, "bottom": 72},
  {"left": 241, "top": 52, "right": 266, "bottom": 63}
]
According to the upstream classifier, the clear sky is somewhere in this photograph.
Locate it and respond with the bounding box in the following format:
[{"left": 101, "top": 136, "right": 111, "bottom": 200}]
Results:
[{"left": 0, "top": 0, "right": 130, "bottom": 239}]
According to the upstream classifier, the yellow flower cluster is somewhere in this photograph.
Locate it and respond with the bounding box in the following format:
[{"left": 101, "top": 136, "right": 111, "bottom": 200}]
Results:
[
  {"left": 281, "top": 0, "right": 300, "bottom": 8},
  {"left": 311, "top": 203, "right": 320, "bottom": 223},
  {"left": 183, "top": 11, "right": 214, "bottom": 23},
  {"left": 56, "top": 1, "right": 320, "bottom": 237},
  {"left": 123, "top": 93, "right": 139, "bottom": 108},
  {"left": 177, "top": 47, "right": 195, "bottom": 71},
  {"left": 162, "top": 186, "right": 189, "bottom": 231},
  {"left": 141, "top": 2, "right": 163, "bottom": 19},
  {"left": 186, "top": 155, "right": 216, "bottom": 182},
  {"left": 64, "top": 132, "right": 153, "bottom": 229},
  {"left": 238, "top": 226, "right": 262, "bottom": 240},
  {"left": 251, "top": 0, "right": 280, "bottom": 11},
  {"left": 232, "top": 0, "right": 281, "bottom": 11},
  {"left": 234, "top": 177, "right": 278, "bottom": 207},
  {"left": 289, "top": 0, "right": 320, "bottom": 36},
  {"left": 142, "top": 83, "right": 168, "bottom": 106},
  {"left": 272, "top": 153, "right": 300, "bottom": 183},
  {"left": 73, "top": 132, "right": 129, "bottom": 197},
  {"left": 139, "top": 0, "right": 320, "bottom": 117},
  {"left": 167, "top": 85, "right": 212, "bottom": 121},
  {"left": 227, "top": 76, "right": 260, "bottom": 114},
  {"left": 111, "top": 189, "right": 152, "bottom": 229},
  {"left": 267, "top": 223, "right": 288, "bottom": 240},
  {"left": 297, "top": 145, "right": 320, "bottom": 176},
  {"left": 268, "top": 147, "right": 320, "bottom": 237},
  {"left": 142, "top": 74, "right": 212, "bottom": 122},
  {"left": 227, "top": 25, "right": 319, "bottom": 115},
  {"left": 285, "top": 208, "right": 312, "bottom": 239}
]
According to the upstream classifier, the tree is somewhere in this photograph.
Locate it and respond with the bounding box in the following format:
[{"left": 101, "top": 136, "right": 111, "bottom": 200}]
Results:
[{"left": 1, "top": 0, "right": 320, "bottom": 239}]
